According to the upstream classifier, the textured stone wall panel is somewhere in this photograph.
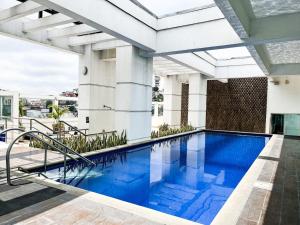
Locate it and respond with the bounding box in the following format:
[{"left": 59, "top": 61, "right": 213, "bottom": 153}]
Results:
[
  {"left": 181, "top": 83, "right": 189, "bottom": 126},
  {"left": 206, "top": 78, "right": 267, "bottom": 133}
]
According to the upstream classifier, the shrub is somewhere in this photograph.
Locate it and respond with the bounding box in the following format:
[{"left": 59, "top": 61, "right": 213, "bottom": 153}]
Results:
[
  {"left": 151, "top": 124, "right": 195, "bottom": 139},
  {"left": 30, "top": 130, "right": 127, "bottom": 153}
]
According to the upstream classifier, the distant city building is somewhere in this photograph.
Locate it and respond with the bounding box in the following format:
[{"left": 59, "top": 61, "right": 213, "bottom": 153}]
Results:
[{"left": 60, "top": 89, "right": 78, "bottom": 97}]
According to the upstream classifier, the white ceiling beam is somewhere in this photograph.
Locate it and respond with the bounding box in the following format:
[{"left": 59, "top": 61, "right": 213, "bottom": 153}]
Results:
[
  {"left": 69, "top": 33, "right": 116, "bottom": 46},
  {"left": 216, "top": 57, "right": 257, "bottom": 67},
  {"left": 194, "top": 52, "right": 217, "bottom": 66},
  {"left": 250, "top": 12, "right": 300, "bottom": 44},
  {"left": 157, "top": 6, "right": 224, "bottom": 30},
  {"left": 154, "top": 69, "right": 198, "bottom": 76},
  {"left": 270, "top": 64, "right": 300, "bottom": 76},
  {"left": 0, "top": 19, "right": 83, "bottom": 54},
  {"left": 155, "top": 19, "right": 243, "bottom": 56},
  {"left": 0, "top": 1, "right": 47, "bottom": 23},
  {"left": 92, "top": 40, "right": 130, "bottom": 51},
  {"left": 106, "top": 0, "right": 157, "bottom": 29},
  {"left": 48, "top": 24, "right": 97, "bottom": 39},
  {"left": 215, "top": 57, "right": 265, "bottom": 79},
  {"left": 215, "top": 64, "right": 265, "bottom": 79},
  {"left": 214, "top": 0, "right": 300, "bottom": 77},
  {"left": 31, "top": 0, "right": 156, "bottom": 51},
  {"left": 23, "top": 13, "right": 76, "bottom": 32},
  {"left": 167, "top": 54, "right": 215, "bottom": 77}
]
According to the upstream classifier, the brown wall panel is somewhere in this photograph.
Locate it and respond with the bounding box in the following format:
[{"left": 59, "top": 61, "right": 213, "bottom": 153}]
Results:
[
  {"left": 181, "top": 83, "right": 189, "bottom": 126},
  {"left": 206, "top": 78, "right": 268, "bottom": 133}
]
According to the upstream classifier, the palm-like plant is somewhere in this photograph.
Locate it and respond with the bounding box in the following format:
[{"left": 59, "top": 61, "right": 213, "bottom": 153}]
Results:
[
  {"left": 48, "top": 104, "right": 69, "bottom": 123},
  {"left": 48, "top": 104, "right": 68, "bottom": 134}
]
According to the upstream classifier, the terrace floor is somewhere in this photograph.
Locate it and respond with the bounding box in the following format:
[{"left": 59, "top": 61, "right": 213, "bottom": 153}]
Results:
[
  {"left": 0, "top": 136, "right": 299, "bottom": 225},
  {"left": 237, "top": 136, "right": 300, "bottom": 225}
]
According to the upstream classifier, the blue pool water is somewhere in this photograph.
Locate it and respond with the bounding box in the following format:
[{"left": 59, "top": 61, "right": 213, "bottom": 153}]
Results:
[{"left": 41, "top": 132, "right": 269, "bottom": 225}]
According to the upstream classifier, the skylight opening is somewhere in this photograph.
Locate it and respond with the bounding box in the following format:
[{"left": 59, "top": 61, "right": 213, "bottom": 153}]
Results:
[
  {"left": 207, "top": 47, "right": 251, "bottom": 60},
  {"left": 136, "top": 0, "right": 215, "bottom": 17},
  {"left": 0, "top": 0, "right": 20, "bottom": 10}
]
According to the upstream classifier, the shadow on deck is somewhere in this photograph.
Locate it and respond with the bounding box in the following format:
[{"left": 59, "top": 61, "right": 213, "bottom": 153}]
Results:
[{"left": 0, "top": 169, "right": 81, "bottom": 224}]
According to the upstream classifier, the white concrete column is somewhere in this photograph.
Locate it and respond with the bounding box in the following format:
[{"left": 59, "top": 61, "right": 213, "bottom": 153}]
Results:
[
  {"left": 78, "top": 45, "right": 115, "bottom": 133},
  {"left": 115, "top": 46, "right": 153, "bottom": 143},
  {"left": 163, "top": 75, "right": 182, "bottom": 128},
  {"left": 188, "top": 74, "right": 207, "bottom": 129}
]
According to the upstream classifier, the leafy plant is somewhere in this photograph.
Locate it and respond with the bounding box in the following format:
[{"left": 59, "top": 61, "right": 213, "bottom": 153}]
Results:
[
  {"left": 19, "top": 100, "right": 26, "bottom": 117},
  {"left": 30, "top": 130, "right": 127, "bottom": 154},
  {"left": 48, "top": 104, "right": 69, "bottom": 123},
  {"left": 18, "top": 100, "right": 26, "bottom": 129},
  {"left": 151, "top": 124, "right": 195, "bottom": 139}
]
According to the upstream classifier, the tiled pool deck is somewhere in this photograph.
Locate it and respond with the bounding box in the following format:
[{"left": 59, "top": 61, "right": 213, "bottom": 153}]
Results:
[
  {"left": 237, "top": 136, "right": 300, "bottom": 225},
  {"left": 0, "top": 135, "right": 299, "bottom": 225}
]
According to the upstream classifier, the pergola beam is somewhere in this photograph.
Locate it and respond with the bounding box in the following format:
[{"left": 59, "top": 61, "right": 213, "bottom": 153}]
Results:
[
  {"left": 69, "top": 33, "right": 116, "bottom": 46},
  {"left": 23, "top": 13, "right": 76, "bottom": 32},
  {"left": 92, "top": 40, "right": 129, "bottom": 51},
  {"left": 31, "top": 0, "right": 157, "bottom": 51},
  {"left": 167, "top": 54, "right": 215, "bottom": 77},
  {"left": 270, "top": 64, "right": 300, "bottom": 76},
  {"left": 0, "top": 1, "right": 47, "bottom": 23},
  {"left": 0, "top": 19, "right": 83, "bottom": 54},
  {"left": 250, "top": 12, "right": 300, "bottom": 44},
  {"left": 48, "top": 24, "right": 97, "bottom": 39}
]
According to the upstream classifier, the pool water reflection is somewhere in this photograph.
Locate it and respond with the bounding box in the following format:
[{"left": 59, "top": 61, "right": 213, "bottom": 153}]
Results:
[{"left": 43, "top": 132, "right": 269, "bottom": 225}]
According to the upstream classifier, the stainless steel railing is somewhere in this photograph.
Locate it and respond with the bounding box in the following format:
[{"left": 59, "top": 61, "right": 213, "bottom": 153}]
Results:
[
  {"left": 0, "top": 128, "right": 25, "bottom": 143},
  {"left": 5, "top": 130, "right": 95, "bottom": 186}
]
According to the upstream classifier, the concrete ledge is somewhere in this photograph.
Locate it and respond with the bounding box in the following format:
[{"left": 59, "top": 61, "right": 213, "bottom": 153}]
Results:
[
  {"left": 16, "top": 170, "right": 201, "bottom": 225},
  {"left": 211, "top": 134, "right": 283, "bottom": 225},
  {"left": 21, "top": 129, "right": 201, "bottom": 171},
  {"left": 18, "top": 130, "right": 275, "bottom": 225}
]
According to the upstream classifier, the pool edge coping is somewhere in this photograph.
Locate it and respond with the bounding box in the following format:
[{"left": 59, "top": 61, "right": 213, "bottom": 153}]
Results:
[
  {"left": 14, "top": 129, "right": 274, "bottom": 225},
  {"left": 12, "top": 169, "right": 202, "bottom": 225},
  {"left": 211, "top": 134, "right": 283, "bottom": 225},
  {"left": 20, "top": 129, "right": 271, "bottom": 171}
]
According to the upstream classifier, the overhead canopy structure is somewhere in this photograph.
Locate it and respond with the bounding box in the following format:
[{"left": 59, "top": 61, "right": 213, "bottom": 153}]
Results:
[{"left": 0, "top": 0, "right": 298, "bottom": 77}]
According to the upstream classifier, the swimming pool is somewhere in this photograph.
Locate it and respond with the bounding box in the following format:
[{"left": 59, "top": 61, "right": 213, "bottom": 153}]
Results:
[{"left": 36, "top": 131, "right": 270, "bottom": 225}]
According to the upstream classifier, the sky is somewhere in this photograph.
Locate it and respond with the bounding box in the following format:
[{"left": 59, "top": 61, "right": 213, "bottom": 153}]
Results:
[
  {"left": 0, "top": 36, "right": 79, "bottom": 96},
  {"left": 0, "top": 0, "right": 79, "bottom": 96},
  {"left": 137, "top": 0, "right": 214, "bottom": 16},
  {"left": 0, "top": 0, "right": 251, "bottom": 96}
]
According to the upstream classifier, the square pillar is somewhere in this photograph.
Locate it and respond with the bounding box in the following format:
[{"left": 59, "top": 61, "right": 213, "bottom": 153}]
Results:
[
  {"left": 78, "top": 45, "right": 115, "bottom": 133},
  {"left": 188, "top": 74, "right": 207, "bottom": 129},
  {"left": 115, "top": 46, "right": 153, "bottom": 143},
  {"left": 163, "top": 76, "right": 182, "bottom": 128}
]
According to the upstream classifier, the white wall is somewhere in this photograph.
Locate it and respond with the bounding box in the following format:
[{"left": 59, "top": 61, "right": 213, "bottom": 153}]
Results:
[
  {"left": 78, "top": 45, "right": 116, "bottom": 133},
  {"left": 266, "top": 76, "right": 300, "bottom": 133}
]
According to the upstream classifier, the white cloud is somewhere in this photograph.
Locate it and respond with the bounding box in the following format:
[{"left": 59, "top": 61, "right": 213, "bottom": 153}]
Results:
[{"left": 0, "top": 35, "right": 79, "bottom": 96}]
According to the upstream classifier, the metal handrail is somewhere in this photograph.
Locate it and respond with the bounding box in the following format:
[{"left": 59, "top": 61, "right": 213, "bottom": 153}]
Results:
[
  {"left": 0, "top": 128, "right": 25, "bottom": 135},
  {"left": 59, "top": 120, "right": 87, "bottom": 136},
  {"left": 86, "top": 130, "right": 117, "bottom": 137},
  {"left": 6, "top": 131, "right": 79, "bottom": 186},
  {"left": 30, "top": 119, "right": 53, "bottom": 133},
  {"left": 26, "top": 130, "right": 95, "bottom": 165},
  {"left": 6, "top": 130, "right": 95, "bottom": 185},
  {"left": 59, "top": 120, "right": 117, "bottom": 138},
  {"left": 0, "top": 128, "right": 25, "bottom": 143}
]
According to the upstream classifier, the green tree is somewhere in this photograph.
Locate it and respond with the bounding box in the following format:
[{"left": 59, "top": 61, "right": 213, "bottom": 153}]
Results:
[{"left": 48, "top": 104, "right": 68, "bottom": 123}]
